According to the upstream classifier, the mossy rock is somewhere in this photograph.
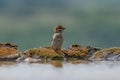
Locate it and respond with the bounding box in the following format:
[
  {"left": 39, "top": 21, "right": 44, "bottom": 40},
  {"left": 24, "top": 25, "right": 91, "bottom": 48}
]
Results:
[
  {"left": 62, "top": 48, "right": 88, "bottom": 59},
  {"left": 90, "top": 47, "right": 120, "bottom": 61},
  {"left": 62, "top": 44, "right": 100, "bottom": 59},
  {"left": 23, "top": 45, "right": 89, "bottom": 60},
  {"left": 0, "top": 47, "right": 20, "bottom": 61},
  {"left": 0, "top": 42, "right": 18, "bottom": 49},
  {"left": 23, "top": 47, "right": 62, "bottom": 60},
  {"left": 20, "top": 44, "right": 100, "bottom": 62}
]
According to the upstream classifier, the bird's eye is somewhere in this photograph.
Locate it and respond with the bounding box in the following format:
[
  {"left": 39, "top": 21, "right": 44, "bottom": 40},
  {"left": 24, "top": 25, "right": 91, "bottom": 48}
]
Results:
[{"left": 58, "top": 29, "right": 63, "bottom": 32}]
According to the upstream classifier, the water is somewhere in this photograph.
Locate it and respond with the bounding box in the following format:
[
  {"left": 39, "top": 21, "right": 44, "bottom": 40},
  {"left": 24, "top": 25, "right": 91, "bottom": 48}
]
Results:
[{"left": 0, "top": 62, "right": 120, "bottom": 80}]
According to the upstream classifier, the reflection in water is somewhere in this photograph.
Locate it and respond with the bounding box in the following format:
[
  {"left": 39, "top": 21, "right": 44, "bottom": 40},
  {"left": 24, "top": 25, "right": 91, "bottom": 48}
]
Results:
[{"left": 0, "top": 61, "right": 120, "bottom": 80}]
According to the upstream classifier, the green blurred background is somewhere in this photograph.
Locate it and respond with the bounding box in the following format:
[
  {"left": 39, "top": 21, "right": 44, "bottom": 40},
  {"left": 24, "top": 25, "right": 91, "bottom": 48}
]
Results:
[{"left": 0, "top": 0, "right": 120, "bottom": 50}]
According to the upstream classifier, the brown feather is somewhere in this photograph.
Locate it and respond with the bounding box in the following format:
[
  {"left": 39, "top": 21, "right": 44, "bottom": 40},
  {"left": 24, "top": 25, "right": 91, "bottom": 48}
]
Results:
[{"left": 54, "top": 24, "right": 65, "bottom": 33}]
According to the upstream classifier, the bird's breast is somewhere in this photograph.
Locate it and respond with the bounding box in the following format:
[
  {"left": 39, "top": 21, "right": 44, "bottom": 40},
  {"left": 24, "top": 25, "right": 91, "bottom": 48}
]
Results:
[{"left": 53, "top": 33, "right": 63, "bottom": 40}]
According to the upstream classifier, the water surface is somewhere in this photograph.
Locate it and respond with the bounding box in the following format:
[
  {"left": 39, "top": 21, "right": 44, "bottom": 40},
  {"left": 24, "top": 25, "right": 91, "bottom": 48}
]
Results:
[{"left": 0, "top": 61, "right": 120, "bottom": 80}]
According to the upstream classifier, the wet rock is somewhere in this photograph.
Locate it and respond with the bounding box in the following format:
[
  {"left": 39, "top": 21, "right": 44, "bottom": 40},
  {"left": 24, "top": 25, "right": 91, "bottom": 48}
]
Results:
[
  {"left": 0, "top": 47, "right": 20, "bottom": 61},
  {"left": 62, "top": 48, "right": 88, "bottom": 59},
  {"left": 90, "top": 47, "right": 120, "bottom": 61},
  {"left": 21, "top": 44, "right": 100, "bottom": 62},
  {"left": 16, "top": 56, "right": 27, "bottom": 63},
  {"left": 22, "top": 45, "right": 88, "bottom": 62},
  {"left": 69, "top": 44, "right": 82, "bottom": 49},
  {"left": 69, "top": 44, "right": 100, "bottom": 55},
  {"left": 23, "top": 47, "right": 62, "bottom": 60},
  {"left": 0, "top": 42, "right": 18, "bottom": 49},
  {"left": 86, "top": 46, "right": 101, "bottom": 55},
  {"left": 64, "top": 44, "right": 100, "bottom": 59},
  {"left": 24, "top": 57, "right": 41, "bottom": 63}
]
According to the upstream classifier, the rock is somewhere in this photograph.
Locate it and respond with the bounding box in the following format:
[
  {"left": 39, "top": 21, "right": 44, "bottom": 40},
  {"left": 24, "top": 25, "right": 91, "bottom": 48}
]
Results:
[
  {"left": 64, "top": 44, "right": 100, "bottom": 59},
  {"left": 22, "top": 45, "right": 88, "bottom": 62},
  {"left": 62, "top": 48, "right": 88, "bottom": 59},
  {"left": 24, "top": 57, "right": 41, "bottom": 63},
  {"left": 21, "top": 44, "right": 100, "bottom": 62},
  {"left": 90, "top": 47, "right": 120, "bottom": 61},
  {"left": 0, "top": 42, "right": 18, "bottom": 49},
  {"left": 86, "top": 46, "right": 101, "bottom": 55},
  {"left": 23, "top": 47, "right": 62, "bottom": 60},
  {"left": 0, "top": 47, "right": 20, "bottom": 61},
  {"left": 69, "top": 44, "right": 100, "bottom": 55},
  {"left": 16, "top": 56, "right": 27, "bottom": 63},
  {"left": 66, "top": 44, "right": 88, "bottom": 58}
]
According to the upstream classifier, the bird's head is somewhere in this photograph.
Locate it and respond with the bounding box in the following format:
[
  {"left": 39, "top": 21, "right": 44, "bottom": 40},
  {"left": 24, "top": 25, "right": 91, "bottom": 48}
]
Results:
[{"left": 54, "top": 24, "right": 65, "bottom": 33}]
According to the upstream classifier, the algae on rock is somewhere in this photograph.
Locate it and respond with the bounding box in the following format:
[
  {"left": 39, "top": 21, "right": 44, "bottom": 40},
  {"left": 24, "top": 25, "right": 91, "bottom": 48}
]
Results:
[
  {"left": 90, "top": 47, "right": 120, "bottom": 61},
  {"left": 0, "top": 42, "right": 20, "bottom": 61}
]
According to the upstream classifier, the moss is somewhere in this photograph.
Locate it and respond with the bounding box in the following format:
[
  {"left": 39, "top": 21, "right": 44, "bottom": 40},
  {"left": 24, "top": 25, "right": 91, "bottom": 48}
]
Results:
[
  {"left": 62, "top": 44, "right": 88, "bottom": 59},
  {"left": 0, "top": 42, "right": 18, "bottom": 49},
  {"left": 24, "top": 45, "right": 88, "bottom": 60},
  {"left": 62, "top": 49, "right": 87, "bottom": 59},
  {"left": 66, "top": 44, "right": 100, "bottom": 58},
  {"left": 91, "top": 47, "right": 120, "bottom": 59},
  {"left": 24, "top": 48, "right": 61, "bottom": 59},
  {"left": 0, "top": 47, "right": 19, "bottom": 57}
]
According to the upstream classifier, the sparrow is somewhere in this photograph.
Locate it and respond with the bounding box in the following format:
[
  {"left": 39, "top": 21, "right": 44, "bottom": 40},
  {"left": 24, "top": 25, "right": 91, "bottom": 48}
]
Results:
[{"left": 51, "top": 24, "right": 65, "bottom": 52}]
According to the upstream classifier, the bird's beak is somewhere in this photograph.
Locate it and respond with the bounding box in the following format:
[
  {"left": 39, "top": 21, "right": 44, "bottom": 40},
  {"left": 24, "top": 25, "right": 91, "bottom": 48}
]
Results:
[{"left": 63, "top": 27, "right": 66, "bottom": 30}]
